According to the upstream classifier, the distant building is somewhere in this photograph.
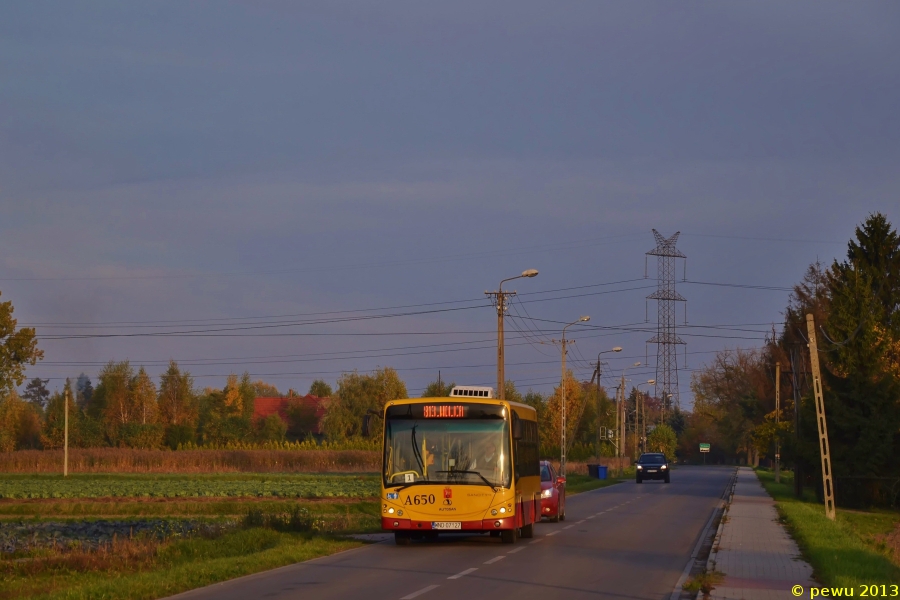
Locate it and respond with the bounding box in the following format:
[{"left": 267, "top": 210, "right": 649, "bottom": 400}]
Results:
[{"left": 252, "top": 393, "right": 330, "bottom": 439}]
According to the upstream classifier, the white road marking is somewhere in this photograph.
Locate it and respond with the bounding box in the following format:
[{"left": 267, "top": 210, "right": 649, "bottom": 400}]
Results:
[
  {"left": 546, "top": 531, "right": 559, "bottom": 536},
  {"left": 401, "top": 584, "right": 440, "bottom": 599},
  {"left": 576, "top": 520, "right": 585, "bottom": 524},
  {"left": 484, "top": 556, "right": 506, "bottom": 564},
  {"left": 507, "top": 547, "right": 524, "bottom": 554},
  {"left": 448, "top": 568, "right": 478, "bottom": 580},
  {"left": 586, "top": 516, "right": 595, "bottom": 520},
  {"left": 563, "top": 525, "right": 574, "bottom": 529},
  {"left": 530, "top": 538, "right": 544, "bottom": 544}
]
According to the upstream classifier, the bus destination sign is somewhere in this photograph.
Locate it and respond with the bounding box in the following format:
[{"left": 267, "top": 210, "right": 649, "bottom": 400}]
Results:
[
  {"left": 385, "top": 403, "right": 506, "bottom": 420},
  {"left": 423, "top": 405, "right": 467, "bottom": 418}
]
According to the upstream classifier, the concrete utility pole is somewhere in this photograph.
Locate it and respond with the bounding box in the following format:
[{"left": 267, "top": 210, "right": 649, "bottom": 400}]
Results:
[
  {"left": 64, "top": 387, "right": 69, "bottom": 477},
  {"left": 775, "top": 362, "right": 781, "bottom": 483},
  {"left": 806, "top": 314, "right": 835, "bottom": 521},
  {"left": 555, "top": 316, "right": 590, "bottom": 477},
  {"left": 635, "top": 380, "right": 655, "bottom": 454},
  {"left": 486, "top": 269, "right": 538, "bottom": 399}
]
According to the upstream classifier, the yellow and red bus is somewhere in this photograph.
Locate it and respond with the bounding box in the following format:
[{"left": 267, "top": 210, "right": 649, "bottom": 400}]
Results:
[{"left": 375, "top": 386, "right": 541, "bottom": 545}]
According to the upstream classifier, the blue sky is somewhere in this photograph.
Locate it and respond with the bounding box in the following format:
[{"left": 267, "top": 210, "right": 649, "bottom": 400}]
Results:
[{"left": 1, "top": 2, "right": 898, "bottom": 403}]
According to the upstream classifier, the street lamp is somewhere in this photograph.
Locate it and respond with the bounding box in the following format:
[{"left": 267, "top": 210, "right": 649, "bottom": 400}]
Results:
[
  {"left": 487, "top": 269, "right": 538, "bottom": 399},
  {"left": 592, "top": 347, "right": 623, "bottom": 456},
  {"left": 560, "top": 316, "right": 590, "bottom": 477},
  {"left": 616, "top": 361, "right": 641, "bottom": 473},
  {"left": 635, "top": 379, "right": 655, "bottom": 455}
]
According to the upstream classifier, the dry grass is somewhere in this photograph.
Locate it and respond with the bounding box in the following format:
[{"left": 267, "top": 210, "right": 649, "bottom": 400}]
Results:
[
  {"left": 1, "top": 535, "right": 163, "bottom": 578},
  {"left": 0, "top": 449, "right": 379, "bottom": 474}
]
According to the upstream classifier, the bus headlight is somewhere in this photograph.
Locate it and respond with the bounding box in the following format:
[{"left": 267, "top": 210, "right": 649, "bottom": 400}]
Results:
[
  {"left": 388, "top": 507, "right": 395, "bottom": 514},
  {"left": 499, "top": 507, "right": 506, "bottom": 514},
  {"left": 491, "top": 509, "right": 498, "bottom": 516}
]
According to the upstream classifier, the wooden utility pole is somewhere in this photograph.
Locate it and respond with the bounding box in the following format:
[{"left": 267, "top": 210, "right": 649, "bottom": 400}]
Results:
[
  {"left": 806, "top": 314, "right": 835, "bottom": 520},
  {"left": 775, "top": 361, "right": 781, "bottom": 483},
  {"left": 64, "top": 387, "right": 69, "bottom": 477}
]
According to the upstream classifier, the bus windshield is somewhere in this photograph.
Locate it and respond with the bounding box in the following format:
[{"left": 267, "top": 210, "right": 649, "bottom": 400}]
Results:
[{"left": 383, "top": 419, "right": 511, "bottom": 489}]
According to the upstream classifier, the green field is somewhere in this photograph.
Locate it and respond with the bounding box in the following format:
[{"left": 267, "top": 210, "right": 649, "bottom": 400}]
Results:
[{"left": 0, "top": 473, "right": 380, "bottom": 500}]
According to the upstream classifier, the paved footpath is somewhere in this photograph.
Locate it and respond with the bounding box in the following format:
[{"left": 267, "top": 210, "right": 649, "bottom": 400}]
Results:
[{"left": 709, "top": 467, "right": 816, "bottom": 600}]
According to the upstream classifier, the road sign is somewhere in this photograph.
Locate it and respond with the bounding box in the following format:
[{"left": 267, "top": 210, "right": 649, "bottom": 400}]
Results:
[{"left": 699, "top": 443, "right": 710, "bottom": 453}]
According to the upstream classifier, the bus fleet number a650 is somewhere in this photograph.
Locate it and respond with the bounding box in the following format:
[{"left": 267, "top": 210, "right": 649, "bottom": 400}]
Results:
[{"left": 404, "top": 494, "right": 436, "bottom": 506}]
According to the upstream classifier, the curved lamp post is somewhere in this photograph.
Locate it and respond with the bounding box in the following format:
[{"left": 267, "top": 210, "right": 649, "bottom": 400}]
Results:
[
  {"left": 490, "top": 269, "right": 538, "bottom": 399},
  {"left": 560, "top": 316, "right": 590, "bottom": 476}
]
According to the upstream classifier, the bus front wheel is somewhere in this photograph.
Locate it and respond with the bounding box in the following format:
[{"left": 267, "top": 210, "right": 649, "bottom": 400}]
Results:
[{"left": 500, "top": 528, "right": 517, "bottom": 544}]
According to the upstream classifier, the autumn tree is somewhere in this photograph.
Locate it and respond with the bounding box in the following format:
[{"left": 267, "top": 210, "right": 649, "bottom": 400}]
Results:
[
  {"left": 158, "top": 361, "right": 197, "bottom": 448},
  {"left": 252, "top": 380, "right": 280, "bottom": 397},
  {"left": 541, "top": 371, "right": 585, "bottom": 456},
  {"left": 198, "top": 372, "right": 255, "bottom": 445},
  {"left": 93, "top": 361, "right": 135, "bottom": 444},
  {"left": 0, "top": 291, "right": 43, "bottom": 396},
  {"left": 131, "top": 367, "right": 157, "bottom": 425},
  {"left": 322, "top": 368, "right": 408, "bottom": 439},
  {"left": 0, "top": 390, "right": 41, "bottom": 451}
]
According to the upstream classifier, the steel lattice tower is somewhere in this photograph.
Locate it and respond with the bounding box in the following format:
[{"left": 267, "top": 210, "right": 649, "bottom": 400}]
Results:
[{"left": 646, "top": 230, "right": 686, "bottom": 412}]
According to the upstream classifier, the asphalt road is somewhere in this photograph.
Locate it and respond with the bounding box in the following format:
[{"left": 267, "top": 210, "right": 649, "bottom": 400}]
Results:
[{"left": 169, "top": 466, "right": 734, "bottom": 600}]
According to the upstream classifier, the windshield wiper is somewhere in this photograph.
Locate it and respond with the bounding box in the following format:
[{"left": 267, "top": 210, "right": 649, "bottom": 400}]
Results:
[{"left": 436, "top": 470, "right": 498, "bottom": 492}]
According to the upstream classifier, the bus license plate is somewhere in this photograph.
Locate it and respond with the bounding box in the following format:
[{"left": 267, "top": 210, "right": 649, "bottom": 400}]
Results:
[{"left": 432, "top": 522, "right": 461, "bottom": 530}]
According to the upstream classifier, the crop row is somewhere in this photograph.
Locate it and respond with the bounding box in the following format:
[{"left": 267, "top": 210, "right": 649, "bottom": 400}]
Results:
[{"left": 0, "top": 475, "right": 380, "bottom": 499}]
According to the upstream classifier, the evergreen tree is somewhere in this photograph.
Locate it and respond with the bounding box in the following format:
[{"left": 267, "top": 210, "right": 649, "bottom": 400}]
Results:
[
  {"left": 21, "top": 377, "right": 50, "bottom": 411},
  {"left": 309, "top": 379, "right": 332, "bottom": 398},
  {"left": 75, "top": 373, "right": 93, "bottom": 409}
]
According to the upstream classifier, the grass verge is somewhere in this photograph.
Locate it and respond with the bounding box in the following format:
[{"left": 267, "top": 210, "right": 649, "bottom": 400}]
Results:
[
  {"left": 756, "top": 468, "right": 900, "bottom": 585},
  {"left": 1, "top": 527, "right": 362, "bottom": 600},
  {"left": 566, "top": 473, "right": 623, "bottom": 494}
]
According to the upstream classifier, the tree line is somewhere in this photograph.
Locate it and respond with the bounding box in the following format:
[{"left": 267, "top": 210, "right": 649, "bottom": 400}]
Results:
[
  {"left": 681, "top": 212, "right": 900, "bottom": 507},
  {"left": 0, "top": 280, "right": 677, "bottom": 460}
]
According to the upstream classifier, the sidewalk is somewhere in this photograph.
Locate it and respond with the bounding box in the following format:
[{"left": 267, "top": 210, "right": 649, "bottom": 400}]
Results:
[{"left": 709, "top": 467, "right": 815, "bottom": 600}]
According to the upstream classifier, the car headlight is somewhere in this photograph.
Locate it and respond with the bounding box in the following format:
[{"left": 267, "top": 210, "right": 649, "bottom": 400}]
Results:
[
  {"left": 636, "top": 465, "right": 643, "bottom": 470},
  {"left": 661, "top": 465, "right": 667, "bottom": 469},
  {"left": 541, "top": 489, "right": 553, "bottom": 498}
]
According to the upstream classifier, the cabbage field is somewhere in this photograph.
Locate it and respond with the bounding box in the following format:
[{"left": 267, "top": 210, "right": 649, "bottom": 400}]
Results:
[{"left": 0, "top": 474, "right": 380, "bottom": 500}]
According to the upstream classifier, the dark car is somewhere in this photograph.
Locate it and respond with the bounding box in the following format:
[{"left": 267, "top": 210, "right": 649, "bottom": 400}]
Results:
[
  {"left": 539, "top": 460, "right": 566, "bottom": 521},
  {"left": 636, "top": 453, "right": 670, "bottom": 483}
]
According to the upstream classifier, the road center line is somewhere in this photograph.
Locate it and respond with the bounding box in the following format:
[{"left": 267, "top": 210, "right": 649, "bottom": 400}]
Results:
[
  {"left": 530, "top": 538, "right": 544, "bottom": 544},
  {"left": 507, "top": 547, "right": 524, "bottom": 554},
  {"left": 484, "top": 556, "right": 506, "bottom": 564},
  {"left": 448, "top": 568, "right": 478, "bottom": 580},
  {"left": 546, "top": 531, "right": 559, "bottom": 536},
  {"left": 563, "top": 525, "right": 574, "bottom": 529},
  {"left": 586, "top": 516, "right": 595, "bottom": 519},
  {"left": 576, "top": 520, "right": 585, "bottom": 524},
  {"left": 400, "top": 584, "right": 440, "bottom": 599}
]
